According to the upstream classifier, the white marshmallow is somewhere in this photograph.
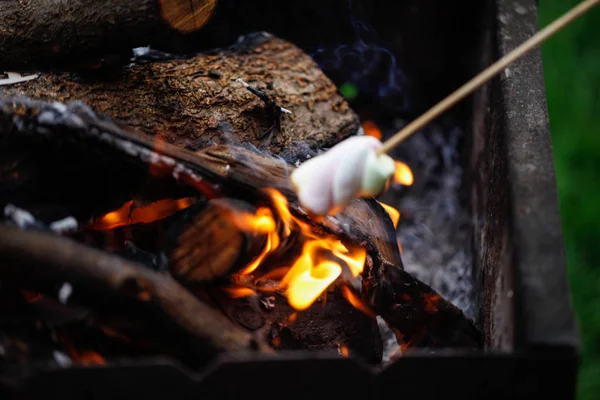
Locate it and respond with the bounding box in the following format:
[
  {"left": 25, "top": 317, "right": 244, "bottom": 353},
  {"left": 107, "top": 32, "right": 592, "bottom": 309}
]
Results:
[{"left": 290, "top": 136, "right": 395, "bottom": 216}]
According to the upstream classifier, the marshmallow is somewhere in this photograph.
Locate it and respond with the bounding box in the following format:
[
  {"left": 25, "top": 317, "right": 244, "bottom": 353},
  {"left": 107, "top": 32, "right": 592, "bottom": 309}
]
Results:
[{"left": 290, "top": 136, "right": 395, "bottom": 216}]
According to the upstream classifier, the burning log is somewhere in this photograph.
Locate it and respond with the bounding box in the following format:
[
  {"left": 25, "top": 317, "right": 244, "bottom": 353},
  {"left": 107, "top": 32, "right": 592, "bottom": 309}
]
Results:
[
  {"left": 217, "top": 286, "right": 383, "bottom": 364},
  {"left": 0, "top": 97, "right": 480, "bottom": 354},
  {"left": 167, "top": 198, "right": 271, "bottom": 283},
  {"left": 1, "top": 34, "right": 359, "bottom": 158},
  {"left": 0, "top": 0, "right": 216, "bottom": 71},
  {"left": 0, "top": 224, "right": 272, "bottom": 359}
]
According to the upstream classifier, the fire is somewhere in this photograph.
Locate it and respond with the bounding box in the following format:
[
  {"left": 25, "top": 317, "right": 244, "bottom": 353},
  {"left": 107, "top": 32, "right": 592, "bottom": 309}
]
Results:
[
  {"left": 393, "top": 161, "right": 414, "bottom": 186},
  {"left": 378, "top": 201, "right": 400, "bottom": 229},
  {"left": 238, "top": 207, "right": 280, "bottom": 275},
  {"left": 90, "top": 197, "right": 195, "bottom": 230},
  {"left": 340, "top": 285, "right": 376, "bottom": 318},
  {"left": 222, "top": 286, "right": 256, "bottom": 299},
  {"left": 361, "top": 120, "right": 382, "bottom": 140},
  {"left": 57, "top": 329, "right": 106, "bottom": 365},
  {"left": 225, "top": 188, "right": 367, "bottom": 312}
]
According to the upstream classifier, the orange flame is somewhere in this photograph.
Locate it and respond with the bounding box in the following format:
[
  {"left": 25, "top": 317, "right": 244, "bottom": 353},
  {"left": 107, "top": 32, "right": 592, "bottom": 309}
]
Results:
[
  {"left": 90, "top": 197, "right": 195, "bottom": 230},
  {"left": 394, "top": 161, "right": 414, "bottom": 186},
  {"left": 340, "top": 285, "right": 377, "bottom": 318},
  {"left": 361, "top": 120, "right": 382, "bottom": 140},
  {"left": 225, "top": 189, "right": 367, "bottom": 312},
  {"left": 75, "top": 351, "right": 106, "bottom": 366},
  {"left": 378, "top": 201, "right": 400, "bottom": 229},
  {"left": 222, "top": 286, "right": 256, "bottom": 299},
  {"left": 57, "top": 329, "right": 106, "bottom": 365},
  {"left": 238, "top": 207, "right": 280, "bottom": 275}
]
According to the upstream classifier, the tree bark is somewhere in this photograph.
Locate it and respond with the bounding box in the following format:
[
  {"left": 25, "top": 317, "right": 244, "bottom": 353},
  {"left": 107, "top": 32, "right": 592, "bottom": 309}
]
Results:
[
  {"left": 1, "top": 35, "right": 360, "bottom": 158},
  {"left": 0, "top": 224, "right": 272, "bottom": 358},
  {"left": 0, "top": 0, "right": 216, "bottom": 71}
]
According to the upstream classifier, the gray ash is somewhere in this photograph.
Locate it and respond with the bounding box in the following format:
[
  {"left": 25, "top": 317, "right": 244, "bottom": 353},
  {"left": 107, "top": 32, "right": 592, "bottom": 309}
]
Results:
[{"left": 379, "top": 119, "right": 476, "bottom": 323}]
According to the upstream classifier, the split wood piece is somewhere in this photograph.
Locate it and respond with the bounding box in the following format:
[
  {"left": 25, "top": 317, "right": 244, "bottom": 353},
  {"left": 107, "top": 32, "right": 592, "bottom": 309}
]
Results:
[
  {"left": 362, "top": 258, "right": 482, "bottom": 349},
  {"left": 0, "top": 0, "right": 216, "bottom": 71},
  {"left": 212, "top": 285, "right": 383, "bottom": 364},
  {"left": 167, "top": 199, "right": 270, "bottom": 284},
  {"left": 0, "top": 224, "right": 273, "bottom": 359},
  {"left": 0, "top": 97, "right": 480, "bottom": 348},
  {"left": 1, "top": 35, "right": 359, "bottom": 158}
]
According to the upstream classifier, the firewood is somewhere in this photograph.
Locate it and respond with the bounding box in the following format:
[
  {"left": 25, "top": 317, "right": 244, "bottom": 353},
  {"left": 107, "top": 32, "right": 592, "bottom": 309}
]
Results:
[
  {"left": 0, "top": 97, "right": 481, "bottom": 350},
  {"left": 0, "top": 224, "right": 273, "bottom": 358},
  {"left": 0, "top": 35, "right": 360, "bottom": 158},
  {"left": 362, "top": 257, "right": 482, "bottom": 350},
  {"left": 166, "top": 199, "right": 270, "bottom": 284},
  {"left": 214, "top": 286, "right": 383, "bottom": 364},
  {"left": 0, "top": 0, "right": 216, "bottom": 71}
]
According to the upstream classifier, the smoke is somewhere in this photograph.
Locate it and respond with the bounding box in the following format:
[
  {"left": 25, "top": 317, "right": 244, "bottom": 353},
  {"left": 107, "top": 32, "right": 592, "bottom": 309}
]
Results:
[{"left": 309, "top": 0, "right": 410, "bottom": 112}]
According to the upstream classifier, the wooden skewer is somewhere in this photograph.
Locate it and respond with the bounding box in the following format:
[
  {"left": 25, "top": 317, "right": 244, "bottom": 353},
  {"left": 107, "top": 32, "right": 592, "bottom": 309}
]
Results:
[{"left": 376, "top": 0, "right": 600, "bottom": 156}]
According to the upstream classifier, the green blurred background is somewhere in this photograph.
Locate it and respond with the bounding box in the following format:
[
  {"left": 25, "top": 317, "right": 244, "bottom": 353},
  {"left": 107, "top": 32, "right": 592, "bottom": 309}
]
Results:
[{"left": 538, "top": 0, "right": 600, "bottom": 398}]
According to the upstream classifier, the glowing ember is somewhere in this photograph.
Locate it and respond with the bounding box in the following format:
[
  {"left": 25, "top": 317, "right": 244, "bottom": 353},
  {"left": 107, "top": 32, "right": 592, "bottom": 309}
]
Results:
[
  {"left": 378, "top": 201, "right": 400, "bottom": 229},
  {"left": 90, "top": 197, "right": 195, "bottom": 230},
  {"left": 58, "top": 330, "right": 106, "bottom": 365},
  {"left": 339, "top": 344, "right": 349, "bottom": 357},
  {"left": 75, "top": 351, "right": 106, "bottom": 366},
  {"left": 361, "top": 120, "right": 382, "bottom": 140},
  {"left": 222, "top": 286, "right": 256, "bottom": 299},
  {"left": 288, "top": 312, "right": 298, "bottom": 323},
  {"left": 393, "top": 161, "right": 414, "bottom": 186}
]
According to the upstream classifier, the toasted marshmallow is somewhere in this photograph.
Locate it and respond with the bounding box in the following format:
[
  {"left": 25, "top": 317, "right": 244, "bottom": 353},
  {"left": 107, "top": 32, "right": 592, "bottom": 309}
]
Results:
[{"left": 290, "top": 136, "right": 395, "bottom": 216}]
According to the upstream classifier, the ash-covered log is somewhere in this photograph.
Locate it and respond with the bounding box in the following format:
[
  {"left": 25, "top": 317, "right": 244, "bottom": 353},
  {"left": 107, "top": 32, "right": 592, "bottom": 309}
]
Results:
[
  {"left": 1, "top": 34, "right": 359, "bottom": 158},
  {"left": 0, "top": 97, "right": 481, "bottom": 350},
  {"left": 0, "top": 0, "right": 216, "bottom": 71}
]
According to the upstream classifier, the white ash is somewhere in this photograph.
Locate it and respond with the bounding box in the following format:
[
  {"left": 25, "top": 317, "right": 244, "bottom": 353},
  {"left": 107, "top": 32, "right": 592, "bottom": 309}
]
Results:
[
  {"left": 4, "top": 204, "right": 36, "bottom": 228},
  {"left": 132, "top": 46, "right": 151, "bottom": 57},
  {"left": 53, "top": 350, "right": 73, "bottom": 368},
  {"left": 381, "top": 121, "right": 477, "bottom": 322},
  {"left": 377, "top": 316, "right": 399, "bottom": 363},
  {"left": 0, "top": 71, "right": 39, "bottom": 86},
  {"left": 49, "top": 216, "right": 78, "bottom": 234},
  {"left": 58, "top": 283, "right": 73, "bottom": 304}
]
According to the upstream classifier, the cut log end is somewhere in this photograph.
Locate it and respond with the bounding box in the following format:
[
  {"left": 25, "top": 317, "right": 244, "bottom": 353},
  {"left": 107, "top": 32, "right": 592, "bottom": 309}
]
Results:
[
  {"left": 158, "top": 0, "right": 216, "bottom": 33},
  {"left": 168, "top": 199, "right": 269, "bottom": 284}
]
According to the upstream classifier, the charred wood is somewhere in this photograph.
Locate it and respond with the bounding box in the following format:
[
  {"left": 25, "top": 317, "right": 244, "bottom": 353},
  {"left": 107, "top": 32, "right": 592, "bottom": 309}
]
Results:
[
  {"left": 0, "top": 97, "right": 481, "bottom": 350},
  {"left": 362, "top": 257, "right": 482, "bottom": 350},
  {"left": 1, "top": 35, "right": 359, "bottom": 158},
  {"left": 0, "top": 224, "right": 272, "bottom": 360},
  {"left": 0, "top": 0, "right": 216, "bottom": 71},
  {"left": 213, "top": 285, "right": 383, "bottom": 364}
]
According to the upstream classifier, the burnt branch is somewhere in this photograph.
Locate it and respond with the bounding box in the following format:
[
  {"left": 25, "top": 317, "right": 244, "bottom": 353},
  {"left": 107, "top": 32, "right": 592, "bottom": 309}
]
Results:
[
  {"left": 0, "top": 224, "right": 272, "bottom": 358},
  {"left": 1, "top": 35, "right": 359, "bottom": 159},
  {"left": 0, "top": 0, "right": 216, "bottom": 71}
]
